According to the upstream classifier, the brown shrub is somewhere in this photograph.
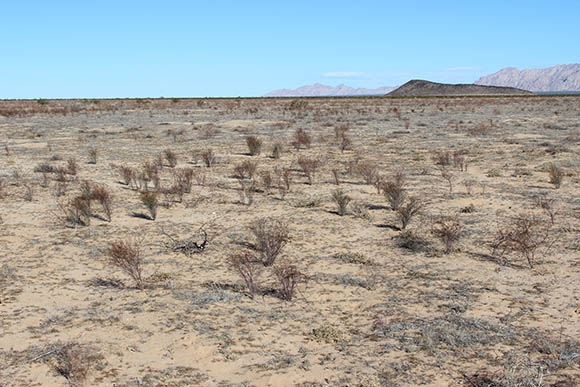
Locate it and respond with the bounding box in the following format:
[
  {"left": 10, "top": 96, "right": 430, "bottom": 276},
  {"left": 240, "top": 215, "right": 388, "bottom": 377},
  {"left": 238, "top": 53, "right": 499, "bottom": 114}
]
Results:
[
  {"left": 546, "top": 162, "right": 564, "bottom": 188},
  {"left": 106, "top": 239, "right": 145, "bottom": 289},
  {"left": 271, "top": 143, "right": 283, "bottom": 159},
  {"left": 59, "top": 196, "right": 91, "bottom": 226},
  {"left": 383, "top": 172, "right": 407, "bottom": 210},
  {"left": 431, "top": 216, "right": 463, "bottom": 254},
  {"left": 90, "top": 184, "right": 113, "bottom": 222},
  {"left": 200, "top": 148, "right": 216, "bottom": 167},
  {"left": 331, "top": 188, "right": 351, "bottom": 216},
  {"left": 297, "top": 156, "right": 321, "bottom": 184},
  {"left": 245, "top": 135, "right": 263, "bottom": 156},
  {"left": 292, "top": 128, "right": 311, "bottom": 150},
  {"left": 396, "top": 196, "right": 426, "bottom": 230},
  {"left": 355, "top": 160, "right": 378, "bottom": 185},
  {"left": 272, "top": 261, "right": 308, "bottom": 301},
  {"left": 87, "top": 148, "right": 98, "bottom": 164},
  {"left": 233, "top": 160, "right": 259, "bottom": 180},
  {"left": 163, "top": 149, "right": 178, "bottom": 167},
  {"left": 227, "top": 251, "right": 263, "bottom": 298},
  {"left": 490, "top": 214, "right": 553, "bottom": 268},
  {"left": 49, "top": 342, "right": 101, "bottom": 386},
  {"left": 249, "top": 217, "right": 290, "bottom": 266},
  {"left": 140, "top": 191, "right": 158, "bottom": 220}
]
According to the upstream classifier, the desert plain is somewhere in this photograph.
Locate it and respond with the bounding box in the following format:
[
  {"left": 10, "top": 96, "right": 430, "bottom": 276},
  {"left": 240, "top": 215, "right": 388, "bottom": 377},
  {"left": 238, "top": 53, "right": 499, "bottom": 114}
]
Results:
[{"left": 0, "top": 96, "right": 579, "bottom": 386}]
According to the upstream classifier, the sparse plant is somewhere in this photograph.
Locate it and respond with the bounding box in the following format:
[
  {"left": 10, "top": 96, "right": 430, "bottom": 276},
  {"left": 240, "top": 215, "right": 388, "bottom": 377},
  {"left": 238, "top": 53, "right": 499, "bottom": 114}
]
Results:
[
  {"left": 140, "top": 191, "right": 158, "bottom": 220},
  {"left": 90, "top": 184, "right": 113, "bottom": 221},
  {"left": 297, "top": 156, "right": 321, "bottom": 184},
  {"left": 335, "top": 125, "right": 352, "bottom": 152},
  {"left": 331, "top": 188, "right": 351, "bottom": 216},
  {"left": 106, "top": 239, "right": 145, "bottom": 289},
  {"left": 66, "top": 158, "right": 78, "bottom": 177},
  {"left": 233, "top": 160, "right": 259, "bottom": 180},
  {"left": 546, "top": 162, "right": 564, "bottom": 188},
  {"left": 350, "top": 201, "right": 372, "bottom": 221},
  {"left": 117, "top": 165, "right": 136, "bottom": 187},
  {"left": 292, "top": 128, "right": 311, "bottom": 150},
  {"left": 355, "top": 160, "right": 378, "bottom": 185},
  {"left": 396, "top": 196, "right": 425, "bottom": 230},
  {"left": 433, "top": 151, "right": 451, "bottom": 167},
  {"left": 431, "top": 216, "right": 463, "bottom": 254},
  {"left": 245, "top": 135, "right": 262, "bottom": 156},
  {"left": 395, "top": 229, "right": 430, "bottom": 251},
  {"left": 272, "top": 260, "right": 308, "bottom": 301},
  {"left": 87, "top": 148, "right": 98, "bottom": 164},
  {"left": 239, "top": 179, "right": 256, "bottom": 206},
  {"left": 490, "top": 214, "right": 553, "bottom": 268},
  {"left": 249, "top": 217, "right": 290, "bottom": 266},
  {"left": 227, "top": 251, "right": 263, "bottom": 298},
  {"left": 49, "top": 342, "right": 101, "bottom": 386},
  {"left": 271, "top": 142, "right": 282, "bottom": 159},
  {"left": 440, "top": 168, "right": 456, "bottom": 193},
  {"left": 34, "top": 162, "right": 55, "bottom": 173},
  {"left": 163, "top": 149, "right": 178, "bottom": 167},
  {"left": 259, "top": 170, "right": 273, "bottom": 192},
  {"left": 59, "top": 196, "right": 91, "bottom": 226},
  {"left": 383, "top": 172, "right": 407, "bottom": 210},
  {"left": 200, "top": 148, "right": 216, "bottom": 167}
]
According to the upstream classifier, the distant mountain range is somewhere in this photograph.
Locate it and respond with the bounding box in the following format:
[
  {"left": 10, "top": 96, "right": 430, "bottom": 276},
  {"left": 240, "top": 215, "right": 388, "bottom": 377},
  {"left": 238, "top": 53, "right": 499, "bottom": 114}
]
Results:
[
  {"left": 263, "top": 83, "right": 396, "bottom": 97},
  {"left": 386, "top": 80, "right": 533, "bottom": 97},
  {"left": 264, "top": 64, "right": 580, "bottom": 97},
  {"left": 475, "top": 64, "right": 580, "bottom": 92}
]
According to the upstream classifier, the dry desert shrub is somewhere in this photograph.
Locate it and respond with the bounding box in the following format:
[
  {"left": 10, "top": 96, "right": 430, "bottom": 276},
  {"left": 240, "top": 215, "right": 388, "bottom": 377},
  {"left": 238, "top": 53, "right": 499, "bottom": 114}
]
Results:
[
  {"left": 106, "top": 239, "right": 145, "bottom": 289},
  {"left": 271, "top": 142, "right": 283, "bottom": 159},
  {"left": 140, "top": 191, "right": 158, "bottom": 220},
  {"left": 233, "top": 160, "right": 259, "bottom": 180},
  {"left": 66, "top": 158, "right": 78, "bottom": 177},
  {"left": 200, "top": 148, "right": 216, "bottom": 167},
  {"left": 382, "top": 172, "right": 407, "bottom": 210},
  {"left": 245, "top": 135, "right": 262, "bottom": 156},
  {"left": 116, "top": 165, "right": 136, "bottom": 187},
  {"left": 259, "top": 169, "right": 273, "bottom": 192},
  {"left": 89, "top": 184, "right": 113, "bottom": 222},
  {"left": 172, "top": 167, "right": 194, "bottom": 194},
  {"left": 396, "top": 196, "right": 426, "bottom": 230},
  {"left": 238, "top": 179, "right": 256, "bottom": 206},
  {"left": 432, "top": 150, "right": 451, "bottom": 167},
  {"left": 249, "top": 217, "right": 290, "bottom": 266},
  {"left": 297, "top": 156, "right": 321, "bottom": 184},
  {"left": 47, "top": 342, "right": 101, "bottom": 387},
  {"left": 227, "top": 250, "right": 263, "bottom": 298},
  {"left": 334, "top": 124, "right": 352, "bottom": 152},
  {"left": 87, "top": 147, "right": 98, "bottom": 164},
  {"left": 331, "top": 188, "right": 351, "bottom": 216},
  {"left": 163, "top": 149, "right": 178, "bottom": 167},
  {"left": 292, "top": 128, "right": 311, "bottom": 150},
  {"left": 0, "top": 177, "right": 6, "bottom": 199},
  {"left": 490, "top": 214, "right": 553, "bottom": 268},
  {"left": 439, "top": 167, "right": 456, "bottom": 193},
  {"left": 546, "top": 162, "right": 564, "bottom": 188},
  {"left": 59, "top": 196, "right": 91, "bottom": 226},
  {"left": 431, "top": 216, "right": 463, "bottom": 254},
  {"left": 272, "top": 260, "right": 308, "bottom": 301},
  {"left": 355, "top": 160, "right": 378, "bottom": 185}
]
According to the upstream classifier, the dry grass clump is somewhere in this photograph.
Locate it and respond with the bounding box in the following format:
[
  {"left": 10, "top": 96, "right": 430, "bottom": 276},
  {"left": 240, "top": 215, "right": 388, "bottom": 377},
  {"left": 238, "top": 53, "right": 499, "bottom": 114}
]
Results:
[
  {"left": 140, "top": 191, "right": 158, "bottom": 220},
  {"left": 546, "top": 162, "right": 564, "bottom": 188},
  {"left": 331, "top": 188, "right": 351, "bottom": 216},
  {"left": 245, "top": 135, "right": 262, "bottom": 156},
  {"left": 249, "top": 217, "right": 290, "bottom": 266},
  {"left": 491, "top": 214, "right": 553, "bottom": 268},
  {"left": 431, "top": 216, "right": 463, "bottom": 254},
  {"left": 106, "top": 239, "right": 145, "bottom": 289}
]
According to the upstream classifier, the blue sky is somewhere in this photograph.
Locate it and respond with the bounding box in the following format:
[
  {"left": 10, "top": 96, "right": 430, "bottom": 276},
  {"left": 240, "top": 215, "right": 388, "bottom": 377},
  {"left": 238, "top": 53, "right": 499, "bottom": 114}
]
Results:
[{"left": 1, "top": 1, "right": 578, "bottom": 98}]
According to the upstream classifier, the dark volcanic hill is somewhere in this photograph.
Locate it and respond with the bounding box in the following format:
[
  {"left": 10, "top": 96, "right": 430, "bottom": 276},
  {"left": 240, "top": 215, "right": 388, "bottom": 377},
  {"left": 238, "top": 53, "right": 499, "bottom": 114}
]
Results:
[{"left": 386, "top": 79, "right": 534, "bottom": 97}]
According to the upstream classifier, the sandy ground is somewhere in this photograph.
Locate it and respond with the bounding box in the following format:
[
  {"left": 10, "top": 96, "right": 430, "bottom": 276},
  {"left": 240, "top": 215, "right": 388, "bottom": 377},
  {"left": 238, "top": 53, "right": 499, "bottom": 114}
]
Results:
[{"left": 0, "top": 96, "right": 579, "bottom": 386}]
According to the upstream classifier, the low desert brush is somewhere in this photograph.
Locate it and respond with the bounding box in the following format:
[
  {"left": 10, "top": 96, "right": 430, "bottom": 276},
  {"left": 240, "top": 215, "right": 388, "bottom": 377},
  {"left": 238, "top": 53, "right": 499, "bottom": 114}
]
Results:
[
  {"left": 431, "top": 216, "right": 463, "bottom": 254},
  {"left": 106, "top": 239, "right": 145, "bottom": 289},
  {"left": 331, "top": 188, "right": 351, "bottom": 216},
  {"left": 249, "top": 217, "right": 290, "bottom": 266},
  {"left": 227, "top": 250, "right": 263, "bottom": 298}
]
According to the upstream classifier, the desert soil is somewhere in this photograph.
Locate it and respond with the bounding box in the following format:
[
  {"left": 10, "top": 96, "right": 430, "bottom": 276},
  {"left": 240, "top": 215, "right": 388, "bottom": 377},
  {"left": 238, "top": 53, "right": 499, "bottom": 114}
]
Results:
[{"left": 0, "top": 96, "right": 579, "bottom": 386}]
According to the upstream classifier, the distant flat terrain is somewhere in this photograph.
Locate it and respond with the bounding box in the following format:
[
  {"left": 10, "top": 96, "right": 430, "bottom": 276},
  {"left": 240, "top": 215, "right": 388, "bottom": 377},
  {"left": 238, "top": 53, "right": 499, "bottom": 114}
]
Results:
[{"left": 387, "top": 79, "right": 534, "bottom": 97}]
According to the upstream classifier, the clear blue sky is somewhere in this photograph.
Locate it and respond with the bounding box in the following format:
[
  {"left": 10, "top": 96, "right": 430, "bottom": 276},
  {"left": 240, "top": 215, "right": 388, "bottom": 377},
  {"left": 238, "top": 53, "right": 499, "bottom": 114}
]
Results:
[{"left": 1, "top": 1, "right": 578, "bottom": 98}]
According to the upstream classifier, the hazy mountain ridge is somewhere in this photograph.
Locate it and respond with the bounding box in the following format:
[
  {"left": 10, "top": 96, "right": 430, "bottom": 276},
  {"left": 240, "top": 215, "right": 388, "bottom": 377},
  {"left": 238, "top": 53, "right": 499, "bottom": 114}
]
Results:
[
  {"left": 264, "top": 83, "right": 396, "bottom": 97},
  {"left": 475, "top": 64, "right": 580, "bottom": 92},
  {"left": 387, "top": 80, "right": 533, "bottom": 97}
]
